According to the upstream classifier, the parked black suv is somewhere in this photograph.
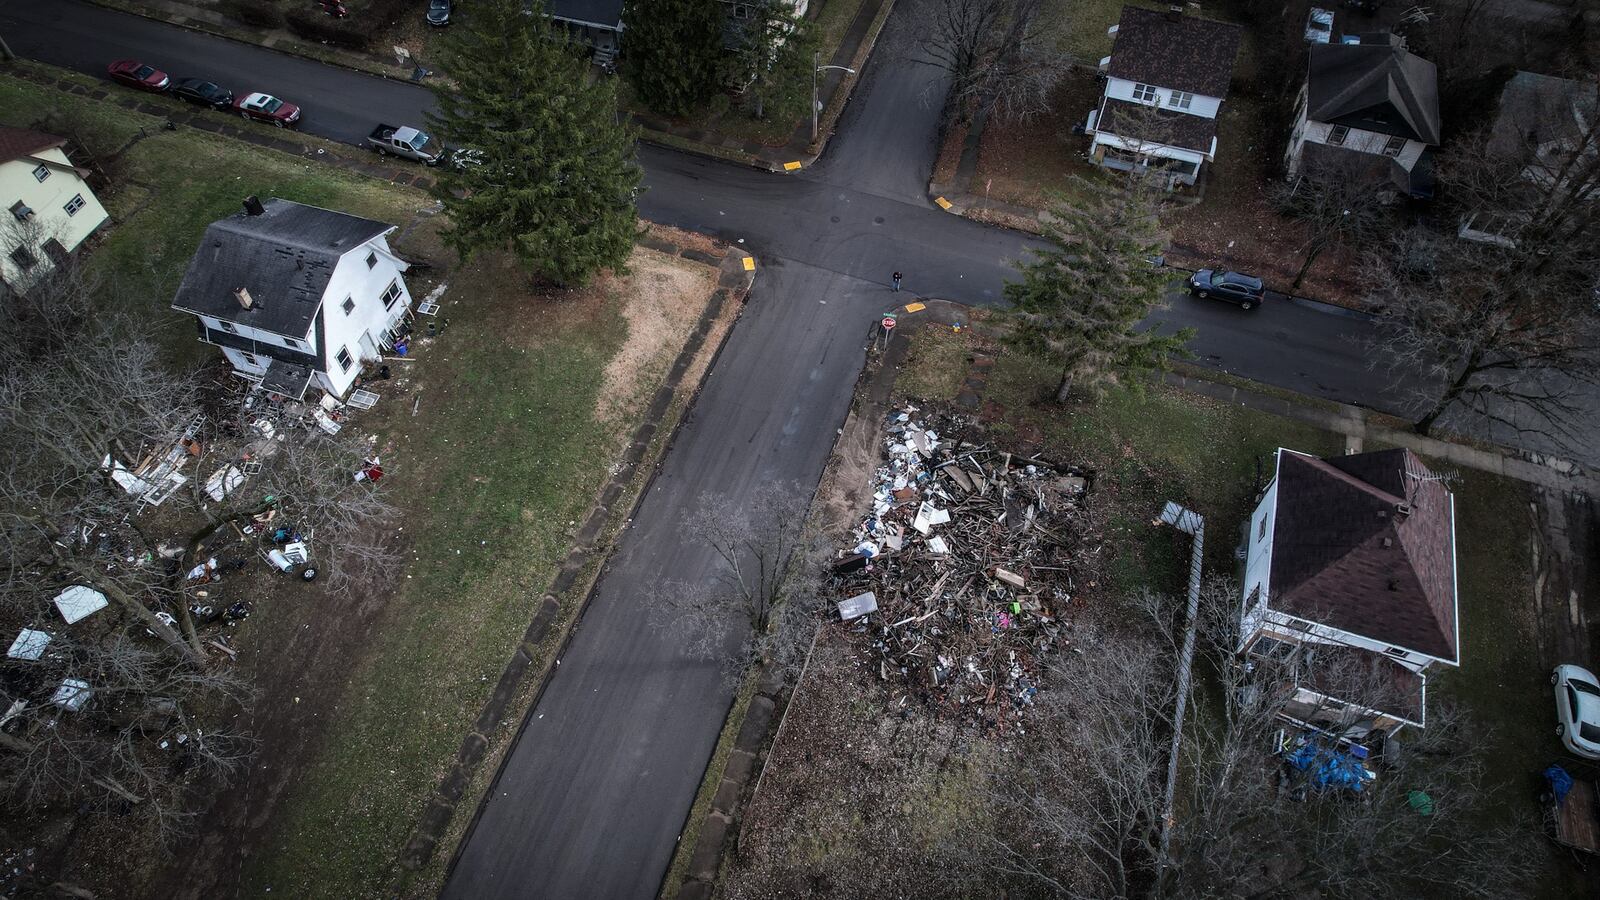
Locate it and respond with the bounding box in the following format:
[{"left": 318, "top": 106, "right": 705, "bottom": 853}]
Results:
[{"left": 1189, "top": 269, "right": 1265, "bottom": 310}]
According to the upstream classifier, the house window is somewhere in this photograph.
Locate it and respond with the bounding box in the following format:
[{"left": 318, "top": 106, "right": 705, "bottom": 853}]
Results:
[
  {"left": 9, "top": 245, "right": 36, "bottom": 270},
  {"left": 284, "top": 337, "right": 300, "bottom": 349},
  {"left": 63, "top": 194, "right": 86, "bottom": 217},
  {"left": 1132, "top": 83, "right": 1160, "bottom": 104},
  {"left": 1167, "top": 90, "right": 1194, "bottom": 110},
  {"left": 1382, "top": 135, "right": 1406, "bottom": 158},
  {"left": 31, "top": 164, "right": 49, "bottom": 183},
  {"left": 218, "top": 320, "right": 238, "bottom": 334},
  {"left": 9, "top": 201, "right": 32, "bottom": 222},
  {"left": 1383, "top": 646, "right": 1408, "bottom": 658},
  {"left": 365, "top": 250, "right": 378, "bottom": 269},
  {"left": 342, "top": 296, "right": 356, "bottom": 316},
  {"left": 380, "top": 279, "right": 402, "bottom": 310},
  {"left": 1326, "top": 125, "right": 1349, "bottom": 146},
  {"left": 336, "top": 347, "right": 354, "bottom": 372},
  {"left": 1257, "top": 515, "right": 1268, "bottom": 541},
  {"left": 237, "top": 352, "right": 258, "bottom": 367}
]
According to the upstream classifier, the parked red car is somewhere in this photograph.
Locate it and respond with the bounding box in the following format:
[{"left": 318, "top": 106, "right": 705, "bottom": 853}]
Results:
[
  {"left": 233, "top": 92, "right": 301, "bottom": 128},
  {"left": 106, "top": 59, "right": 170, "bottom": 92}
]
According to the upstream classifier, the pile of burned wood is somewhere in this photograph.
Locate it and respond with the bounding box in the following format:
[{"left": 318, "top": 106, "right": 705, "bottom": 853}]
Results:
[{"left": 832, "top": 407, "right": 1098, "bottom": 732}]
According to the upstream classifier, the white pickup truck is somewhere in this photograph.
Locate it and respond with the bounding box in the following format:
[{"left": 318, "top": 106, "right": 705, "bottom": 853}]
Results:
[{"left": 366, "top": 124, "right": 443, "bottom": 165}]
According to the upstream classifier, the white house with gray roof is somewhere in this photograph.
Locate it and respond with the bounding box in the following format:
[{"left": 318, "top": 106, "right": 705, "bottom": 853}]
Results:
[{"left": 170, "top": 197, "right": 412, "bottom": 401}]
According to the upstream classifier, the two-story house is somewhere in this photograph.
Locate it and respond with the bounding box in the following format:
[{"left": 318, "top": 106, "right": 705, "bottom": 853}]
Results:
[
  {"left": 0, "top": 126, "right": 109, "bottom": 295},
  {"left": 171, "top": 197, "right": 413, "bottom": 401},
  {"left": 1085, "top": 6, "right": 1242, "bottom": 189},
  {"left": 1458, "top": 70, "right": 1598, "bottom": 246},
  {"left": 1285, "top": 33, "right": 1441, "bottom": 198},
  {"left": 1240, "top": 447, "right": 1459, "bottom": 737}
]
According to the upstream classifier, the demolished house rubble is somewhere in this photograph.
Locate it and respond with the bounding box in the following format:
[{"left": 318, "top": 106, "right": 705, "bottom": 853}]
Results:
[{"left": 831, "top": 406, "right": 1100, "bottom": 733}]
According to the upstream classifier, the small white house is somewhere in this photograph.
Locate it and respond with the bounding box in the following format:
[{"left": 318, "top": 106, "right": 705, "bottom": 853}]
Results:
[
  {"left": 1285, "top": 33, "right": 1440, "bottom": 198},
  {"left": 1085, "top": 6, "right": 1242, "bottom": 188},
  {"left": 171, "top": 198, "right": 412, "bottom": 400},
  {"left": 1241, "top": 447, "right": 1459, "bottom": 735},
  {"left": 0, "top": 126, "right": 110, "bottom": 295}
]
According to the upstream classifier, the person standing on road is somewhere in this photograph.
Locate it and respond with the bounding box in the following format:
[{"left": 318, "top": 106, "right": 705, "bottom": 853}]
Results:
[{"left": 892, "top": 271, "right": 903, "bottom": 292}]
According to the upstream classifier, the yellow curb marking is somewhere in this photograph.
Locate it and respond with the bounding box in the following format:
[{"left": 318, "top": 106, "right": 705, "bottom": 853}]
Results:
[
  {"left": 903, "top": 302, "right": 926, "bottom": 313},
  {"left": 742, "top": 256, "right": 756, "bottom": 272},
  {"left": 783, "top": 161, "right": 803, "bottom": 171},
  {"left": 934, "top": 196, "right": 953, "bottom": 210}
]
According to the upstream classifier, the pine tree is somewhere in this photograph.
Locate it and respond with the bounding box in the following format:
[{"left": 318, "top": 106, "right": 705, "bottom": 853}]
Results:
[
  {"left": 1004, "top": 174, "right": 1192, "bottom": 401},
  {"left": 622, "top": 0, "right": 726, "bottom": 116},
  {"left": 730, "top": 0, "right": 816, "bottom": 122},
  {"left": 426, "top": 0, "right": 642, "bottom": 286}
]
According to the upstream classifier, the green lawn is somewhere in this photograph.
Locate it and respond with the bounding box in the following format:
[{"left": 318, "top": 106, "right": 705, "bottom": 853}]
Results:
[
  {"left": 0, "top": 68, "right": 432, "bottom": 367},
  {"left": 2, "top": 66, "right": 725, "bottom": 899}
]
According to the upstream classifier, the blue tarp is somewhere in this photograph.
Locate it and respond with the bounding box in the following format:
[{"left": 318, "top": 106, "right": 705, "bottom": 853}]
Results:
[
  {"left": 1545, "top": 765, "right": 1575, "bottom": 806},
  {"left": 1287, "top": 740, "right": 1375, "bottom": 793}
]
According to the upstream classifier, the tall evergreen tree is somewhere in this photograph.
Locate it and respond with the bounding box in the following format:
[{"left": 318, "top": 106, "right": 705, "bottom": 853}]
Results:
[
  {"left": 1004, "top": 174, "right": 1192, "bottom": 401},
  {"left": 730, "top": 0, "right": 816, "bottom": 122},
  {"left": 426, "top": 0, "right": 642, "bottom": 286},
  {"left": 622, "top": 0, "right": 726, "bottom": 116}
]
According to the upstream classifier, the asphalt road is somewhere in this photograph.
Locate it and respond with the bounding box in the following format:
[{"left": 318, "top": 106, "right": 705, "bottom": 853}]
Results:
[{"left": 0, "top": 2, "right": 1588, "bottom": 899}]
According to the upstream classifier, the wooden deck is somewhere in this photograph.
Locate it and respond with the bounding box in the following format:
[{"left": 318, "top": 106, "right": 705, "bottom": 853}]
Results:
[{"left": 1558, "top": 778, "right": 1600, "bottom": 852}]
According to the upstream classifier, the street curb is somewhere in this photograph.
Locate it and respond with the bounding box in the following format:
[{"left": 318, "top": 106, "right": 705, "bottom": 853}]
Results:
[
  {"left": 403, "top": 246, "right": 757, "bottom": 890},
  {"left": 81, "top": 0, "right": 422, "bottom": 85}
]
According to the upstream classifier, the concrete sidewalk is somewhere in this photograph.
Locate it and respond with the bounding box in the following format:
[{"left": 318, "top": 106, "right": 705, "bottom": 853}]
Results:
[{"left": 1164, "top": 369, "right": 1600, "bottom": 497}]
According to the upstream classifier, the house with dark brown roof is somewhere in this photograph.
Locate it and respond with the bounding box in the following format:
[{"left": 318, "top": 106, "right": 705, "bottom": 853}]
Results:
[
  {"left": 1285, "top": 33, "right": 1440, "bottom": 198},
  {"left": 1085, "top": 5, "right": 1242, "bottom": 188},
  {"left": 0, "top": 126, "right": 109, "bottom": 295},
  {"left": 1240, "top": 447, "right": 1459, "bottom": 735}
]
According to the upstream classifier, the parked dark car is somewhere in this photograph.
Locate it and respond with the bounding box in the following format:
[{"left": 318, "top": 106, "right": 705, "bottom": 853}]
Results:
[
  {"left": 233, "top": 92, "right": 302, "bottom": 128},
  {"left": 170, "top": 78, "right": 234, "bottom": 110},
  {"left": 1188, "top": 269, "right": 1265, "bottom": 309},
  {"left": 106, "top": 59, "right": 170, "bottom": 92},
  {"left": 427, "top": 0, "right": 452, "bottom": 26}
]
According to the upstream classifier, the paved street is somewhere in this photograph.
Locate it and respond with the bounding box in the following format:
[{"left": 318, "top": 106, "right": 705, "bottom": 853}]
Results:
[{"left": 0, "top": 2, "right": 1590, "bottom": 898}]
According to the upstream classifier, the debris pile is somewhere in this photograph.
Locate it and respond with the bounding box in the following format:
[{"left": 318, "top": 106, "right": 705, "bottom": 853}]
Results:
[{"left": 833, "top": 406, "right": 1097, "bottom": 732}]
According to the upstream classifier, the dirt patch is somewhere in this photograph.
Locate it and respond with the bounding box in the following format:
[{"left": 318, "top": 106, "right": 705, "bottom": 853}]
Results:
[
  {"left": 596, "top": 250, "right": 719, "bottom": 425},
  {"left": 970, "top": 70, "right": 1105, "bottom": 210}
]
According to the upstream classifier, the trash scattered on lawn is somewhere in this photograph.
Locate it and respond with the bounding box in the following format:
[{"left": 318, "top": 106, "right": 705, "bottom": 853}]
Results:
[{"left": 831, "top": 406, "right": 1099, "bottom": 733}]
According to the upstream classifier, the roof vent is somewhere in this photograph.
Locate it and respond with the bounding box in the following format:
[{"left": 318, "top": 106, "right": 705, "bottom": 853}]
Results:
[
  {"left": 234, "top": 287, "right": 254, "bottom": 310},
  {"left": 1386, "top": 578, "right": 1400, "bottom": 592},
  {"left": 1395, "top": 502, "right": 1412, "bottom": 517},
  {"left": 1166, "top": 5, "right": 1183, "bottom": 19},
  {"left": 243, "top": 195, "right": 265, "bottom": 217},
  {"left": 1381, "top": 537, "right": 1393, "bottom": 548}
]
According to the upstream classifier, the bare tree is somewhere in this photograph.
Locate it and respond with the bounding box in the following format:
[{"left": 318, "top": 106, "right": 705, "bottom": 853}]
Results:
[
  {"left": 0, "top": 260, "right": 399, "bottom": 664},
  {"left": 975, "top": 578, "right": 1537, "bottom": 899},
  {"left": 915, "top": 0, "right": 1072, "bottom": 125},
  {"left": 0, "top": 629, "right": 257, "bottom": 845},
  {"left": 1365, "top": 95, "right": 1600, "bottom": 444},
  {"left": 655, "top": 482, "right": 827, "bottom": 690},
  {"left": 1272, "top": 153, "right": 1394, "bottom": 289}
]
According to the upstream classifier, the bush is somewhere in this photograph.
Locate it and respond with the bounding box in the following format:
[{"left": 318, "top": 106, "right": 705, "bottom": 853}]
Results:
[{"left": 218, "top": 0, "right": 286, "bottom": 29}]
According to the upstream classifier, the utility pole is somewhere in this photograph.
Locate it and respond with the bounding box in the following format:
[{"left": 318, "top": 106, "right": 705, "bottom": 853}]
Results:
[
  {"left": 1154, "top": 500, "right": 1205, "bottom": 875},
  {"left": 811, "top": 54, "right": 856, "bottom": 142}
]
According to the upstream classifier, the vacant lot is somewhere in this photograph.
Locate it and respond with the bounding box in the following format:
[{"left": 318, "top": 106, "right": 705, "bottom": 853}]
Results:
[
  {"left": 729, "top": 322, "right": 1584, "bottom": 896},
  {"left": 0, "top": 70, "right": 737, "bottom": 900}
]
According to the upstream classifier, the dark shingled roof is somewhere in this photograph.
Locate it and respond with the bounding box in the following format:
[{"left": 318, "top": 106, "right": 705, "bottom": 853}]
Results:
[
  {"left": 1098, "top": 97, "right": 1219, "bottom": 153},
  {"left": 1299, "top": 139, "right": 1432, "bottom": 196},
  {"left": 0, "top": 126, "right": 67, "bottom": 165},
  {"left": 548, "top": 0, "right": 623, "bottom": 28},
  {"left": 1299, "top": 645, "right": 1427, "bottom": 725},
  {"left": 1108, "top": 6, "right": 1242, "bottom": 99},
  {"left": 1307, "top": 38, "right": 1440, "bottom": 144},
  {"left": 260, "top": 358, "right": 314, "bottom": 401},
  {"left": 171, "top": 198, "right": 394, "bottom": 338},
  {"left": 1269, "top": 448, "right": 1458, "bottom": 662}
]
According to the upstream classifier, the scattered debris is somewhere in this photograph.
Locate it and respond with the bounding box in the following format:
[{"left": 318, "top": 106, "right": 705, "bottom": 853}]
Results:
[{"left": 831, "top": 406, "right": 1099, "bottom": 732}]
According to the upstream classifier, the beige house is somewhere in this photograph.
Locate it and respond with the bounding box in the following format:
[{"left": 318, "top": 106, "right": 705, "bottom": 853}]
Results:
[{"left": 0, "top": 126, "right": 109, "bottom": 295}]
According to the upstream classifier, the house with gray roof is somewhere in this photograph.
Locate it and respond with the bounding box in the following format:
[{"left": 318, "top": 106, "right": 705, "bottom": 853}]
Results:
[
  {"left": 171, "top": 197, "right": 412, "bottom": 401},
  {"left": 1285, "top": 33, "right": 1441, "bottom": 198},
  {"left": 1085, "top": 5, "right": 1243, "bottom": 189},
  {"left": 1239, "top": 447, "right": 1460, "bottom": 736}
]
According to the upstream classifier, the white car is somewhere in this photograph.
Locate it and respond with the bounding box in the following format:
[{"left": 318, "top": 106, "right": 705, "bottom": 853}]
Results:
[
  {"left": 1305, "top": 8, "right": 1335, "bottom": 43},
  {"left": 1553, "top": 664, "right": 1600, "bottom": 759}
]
